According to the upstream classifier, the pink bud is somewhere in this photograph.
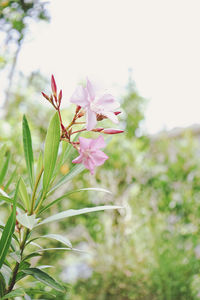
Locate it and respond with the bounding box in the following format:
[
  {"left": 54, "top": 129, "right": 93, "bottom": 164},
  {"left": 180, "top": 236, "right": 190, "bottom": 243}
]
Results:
[
  {"left": 58, "top": 89, "right": 62, "bottom": 105},
  {"left": 103, "top": 128, "right": 124, "bottom": 134},
  {"left": 114, "top": 111, "right": 121, "bottom": 116},
  {"left": 76, "top": 105, "right": 81, "bottom": 114},
  {"left": 41, "top": 92, "right": 50, "bottom": 101},
  {"left": 51, "top": 75, "right": 57, "bottom": 96}
]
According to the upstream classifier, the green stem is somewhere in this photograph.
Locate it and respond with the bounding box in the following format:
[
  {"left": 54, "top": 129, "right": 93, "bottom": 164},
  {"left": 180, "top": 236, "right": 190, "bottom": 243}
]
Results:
[
  {"left": 34, "top": 192, "right": 45, "bottom": 215},
  {"left": 30, "top": 166, "right": 44, "bottom": 214},
  {"left": 5, "top": 229, "right": 30, "bottom": 295}
]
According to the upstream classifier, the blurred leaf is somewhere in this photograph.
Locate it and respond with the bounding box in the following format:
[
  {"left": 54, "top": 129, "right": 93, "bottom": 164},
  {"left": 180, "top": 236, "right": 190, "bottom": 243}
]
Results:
[
  {"left": 38, "top": 205, "right": 123, "bottom": 226},
  {"left": 0, "top": 181, "right": 19, "bottom": 268},
  {"left": 40, "top": 234, "right": 72, "bottom": 248},
  {"left": 23, "top": 115, "right": 34, "bottom": 188},
  {"left": 48, "top": 164, "right": 85, "bottom": 195},
  {"left": 43, "top": 113, "right": 60, "bottom": 193},
  {"left": 0, "top": 151, "right": 11, "bottom": 185},
  {"left": 0, "top": 273, "right": 6, "bottom": 298},
  {"left": 17, "top": 213, "right": 39, "bottom": 230},
  {"left": 2, "top": 288, "right": 25, "bottom": 299},
  {"left": 0, "top": 195, "right": 25, "bottom": 211},
  {"left": 19, "top": 177, "right": 30, "bottom": 211},
  {"left": 22, "top": 268, "right": 65, "bottom": 292},
  {"left": 41, "top": 187, "right": 111, "bottom": 214}
]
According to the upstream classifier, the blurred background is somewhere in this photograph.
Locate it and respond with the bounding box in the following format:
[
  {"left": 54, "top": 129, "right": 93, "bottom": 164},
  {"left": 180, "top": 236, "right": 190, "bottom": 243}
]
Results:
[{"left": 1, "top": 0, "right": 200, "bottom": 299}]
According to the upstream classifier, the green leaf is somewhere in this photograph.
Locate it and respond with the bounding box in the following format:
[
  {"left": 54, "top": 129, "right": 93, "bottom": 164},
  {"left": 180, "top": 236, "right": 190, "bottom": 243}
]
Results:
[
  {"left": 43, "top": 113, "right": 60, "bottom": 193},
  {"left": 0, "top": 151, "right": 10, "bottom": 186},
  {"left": 23, "top": 115, "right": 34, "bottom": 189},
  {"left": 48, "top": 164, "right": 85, "bottom": 195},
  {"left": 0, "top": 264, "right": 12, "bottom": 286},
  {"left": 36, "top": 151, "right": 43, "bottom": 179},
  {"left": 41, "top": 187, "right": 111, "bottom": 214},
  {"left": 38, "top": 205, "right": 123, "bottom": 226},
  {"left": 0, "top": 145, "right": 6, "bottom": 170},
  {"left": 0, "top": 181, "right": 19, "bottom": 268},
  {"left": 2, "top": 288, "right": 25, "bottom": 299},
  {"left": 4, "top": 167, "right": 17, "bottom": 190},
  {"left": 19, "top": 177, "right": 30, "bottom": 211},
  {"left": 40, "top": 234, "right": 72, "bottom": 248},
  {"left": 16, "top": 213, "right": 39, "bottom": 230},
  {"left": 22, "top": 268, "right": 65, "bottom": 292},
  {"left": 0, "top": 194, "right": 25, "bottom": 211},
  {"left": 0, "top": 273, "right": 6, "bottom": 298}
]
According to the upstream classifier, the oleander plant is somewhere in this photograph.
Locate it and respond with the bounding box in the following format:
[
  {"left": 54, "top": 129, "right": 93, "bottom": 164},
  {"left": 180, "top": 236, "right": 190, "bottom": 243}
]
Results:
[{"left": 0, "top": 76, "right": 123, "bottom": 299}]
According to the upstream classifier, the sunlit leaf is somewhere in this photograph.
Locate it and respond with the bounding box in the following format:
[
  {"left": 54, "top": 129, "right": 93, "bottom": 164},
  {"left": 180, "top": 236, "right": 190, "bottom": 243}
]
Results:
[{"left": 38, "top": 205, "right": 123, "bottom": 226}]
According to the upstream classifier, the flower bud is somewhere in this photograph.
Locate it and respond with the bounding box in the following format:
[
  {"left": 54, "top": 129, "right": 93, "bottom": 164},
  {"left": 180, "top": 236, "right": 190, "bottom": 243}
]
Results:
[
  {"left": 76, "top": 105, "right": 81, "bottom": 114},
  {"left": 58, "top": 89, "right": 62, "bottom": 106},
  {"left": 114, "top": 111, "right": 121, "bottom": 115},
  {"left": 103, "top": 128, "right": 124, "bottom": 134},
  {"left": 41, "top": 92, "right": 50, "bottom": 101},
  {"left": 51, "top": 74, "right": 57, "bottom": 97}
]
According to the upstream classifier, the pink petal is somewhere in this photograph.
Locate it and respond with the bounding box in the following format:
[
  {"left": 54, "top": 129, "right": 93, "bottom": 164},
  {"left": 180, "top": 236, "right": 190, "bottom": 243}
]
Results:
[
  {"left": 91, "top": 150, "right": 108, "bottom": 166},
  {"left": 86, "top": 109, "right": 97, "bottom": 130},
  {"left": 79, "top": 137, "right": 92, "bottom": 151},
  {"left": 86, "top": 78, "right": 95, "bottom": 102},
  {"left": 103, "top": 111, "right": 119, "bottom": 124},
  {"left": 84, "top": 156, "right": 96, "bottom": 174},
  {"left": 72, "top": 154, "right": 83, "bottom": 164},
  {"left": 90, "top": 135, "right": 106, "bottom": 149},
  {"left": 97, "top": 94, "right": 120, "bottom": 111},
  {"left": 70, "top": 86, "right": 89, "bottom": 107}
]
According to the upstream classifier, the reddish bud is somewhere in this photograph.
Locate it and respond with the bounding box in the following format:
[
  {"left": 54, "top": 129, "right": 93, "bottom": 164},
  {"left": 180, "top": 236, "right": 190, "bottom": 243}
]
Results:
[
  {"left": 92, "top": 128, "right": 104, "bottom": 132},
  {"left": 41, "top": 92, "right": 50, "bottom": 101},
  {"left": 58, "top": 89, "right": 62, "bottom": 105},
  {"left": 114, "top": 111, "right": 121, "bottom": 115},
  {"left": 103, "top": 128, "right": 124, "bottom": 134},
  {"left": 51, "top": 75, "right": 57, "bottom": 96},
  {"left": 77, "top": 111, "right": 85, "bottom": 118},
  {"left": 76, "top": 105, "right": 81, "bottom": 114}
]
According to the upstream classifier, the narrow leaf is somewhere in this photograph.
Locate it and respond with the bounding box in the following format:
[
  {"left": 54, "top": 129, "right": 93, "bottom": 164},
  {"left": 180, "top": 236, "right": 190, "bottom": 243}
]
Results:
[
  {"left": 42, "top": 234, "right": 72, "bottom": 248},
  {"left": 48, "top": 164, "right": 85, "bottom": 195},
  {"left": 38, "top": 205, "right": 122, "bottom": 226},
  {"left": 0, "top": 195, "right": 25, "bottom": 211},
  {"left": 2, "top": 288, "right": 25, "bottom": 299},
  {"left": 43, "top": 113, "right": 60, "bottom": 193},
  {"left": 41, "top": 187, "right": 111, "bottom": 214},
  {"left": 0, "top": 145, "right": 6, "bottom": 170},
  {"left": 23, "top": 115, "right": 34, "bottom": 188},
  {"left": 17, "top": 213, "right": 39, "bottom": 230},
  {"left": 0, "top": 181, "right": 19, "bottom": 268},
  {"left": 0, "top": 151, "right": 10, "bottom": 185},
  {"left": 19, "top": 177, "right": 30, "bottom": 211},
  {"left": 22, "top": 268, "right": 65, "bottom": 292}
]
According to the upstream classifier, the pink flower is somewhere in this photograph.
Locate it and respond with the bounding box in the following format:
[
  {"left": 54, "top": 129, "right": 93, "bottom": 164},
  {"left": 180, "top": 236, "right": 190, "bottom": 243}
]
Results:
[
  {"left": 72, "top": 136, "right": 108, "bottom": 174},
  {"left": 70, "top": 78, "right": 120, "bottom": 130}
]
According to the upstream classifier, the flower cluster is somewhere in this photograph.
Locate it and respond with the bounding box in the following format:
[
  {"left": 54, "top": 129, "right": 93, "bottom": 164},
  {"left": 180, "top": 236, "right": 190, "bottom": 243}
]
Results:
[{"left": 42, "top": 75, "right": 123, "bottom": 174}]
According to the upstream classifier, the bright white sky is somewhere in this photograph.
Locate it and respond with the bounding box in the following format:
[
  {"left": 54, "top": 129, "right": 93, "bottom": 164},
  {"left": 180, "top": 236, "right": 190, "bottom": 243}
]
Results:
[{"left": 13, "top": 0, "right": 200, "bottom": 133}]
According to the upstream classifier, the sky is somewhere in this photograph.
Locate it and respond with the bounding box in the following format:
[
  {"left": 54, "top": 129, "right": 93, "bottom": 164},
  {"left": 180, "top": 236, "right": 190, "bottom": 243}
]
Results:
[{"left": 9, "top": 0, "right": 200, "bottom": 133}]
